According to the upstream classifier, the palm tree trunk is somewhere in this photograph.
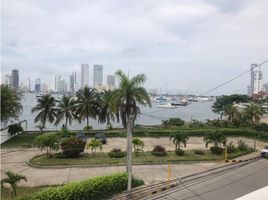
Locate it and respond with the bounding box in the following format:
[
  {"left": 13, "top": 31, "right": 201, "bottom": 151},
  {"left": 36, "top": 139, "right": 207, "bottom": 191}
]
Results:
[
  {"left": 65, "top": 117, "right": 68, "bottom": 127},
  {"left": 126, "top": 116, "right": 133, "bottom": 191},
  {"left": 86, "top": 117, "right": 89, "bottom": 127}
]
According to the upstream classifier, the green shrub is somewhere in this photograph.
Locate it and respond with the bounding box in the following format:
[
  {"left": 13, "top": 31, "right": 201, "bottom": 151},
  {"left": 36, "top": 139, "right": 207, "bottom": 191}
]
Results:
[
  {"left": 193, "top": 150, "right": 205, "bottom": 155},
  {"left": 56, "top": 127, "right": 75, "bottom": 138},
  {"left": 210, "top": 146, "right": 224, "bottom": 155},
  {"left": 83, "top": 126, "right": 93, "bottom": 132},
  {"left": 18, "top": 173, "right": 144, "bottom": 200},
  {"left": 108, "top": 148, "right": 126, "bottom": 158},
  {"left": 166, "top": 118, "right": 184, "bottom": 127},
  {"left": 237, "top": 139, "right": 249, "bottom": 151},
  {"left": 226, "top": 141, "right": 236, "bottom": 153},
  {"left": 8, "top": 123, "right": 23, "bottom": 135},
  {"left": 59, "top": 137, "right": 86, "bottom": 158},
  {"left": 255, "top": 123, "right": 268, "bottom": 132},
  {"left": 175, "top": 149, "right": 184, "bottom": 156},
  {"left": 151, "top": 145, "right": 166, "bottom": 156},
  {"left": 34, "top": 133, "right": 59, "bottom": 158}
]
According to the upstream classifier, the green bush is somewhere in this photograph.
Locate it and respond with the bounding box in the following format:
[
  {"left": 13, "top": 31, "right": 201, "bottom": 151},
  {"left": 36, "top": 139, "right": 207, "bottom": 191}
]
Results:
[
  {"left": 59, "top": 137, "right": 86, "bottom": 158},
  {"left": 210, "top": 146, "right": 224, "bottom": 155},
  {"left": 255, "top": 123, "right": 268, "bottom": 132},
  {"left": 166, "top": 118, "right": 185, "bottom": 127},
  {"left": 175, "top": 149, "right": 184, "bottom": 156},
  {"left": 151, "top": 145, "right": 167, "bottom": 156},
  {"left": 34, "top": 133, "right": 59, "bottom": 158},
  {"left": 193, "top": 150, "right": 205, "bottom": 155},
  {"left": 226, "top": 142, "right": 236, "bottom": 153},
  {"left": 83, "top": 126, "right": 93, "bottom": 132},
  {"left": 108, "top": 148, "right": 126, "bottom": 158},
  {"left": 237, "top": 139, "right": 249, "bottom": 151},
  {"left": 56, "top": 127, "right": 75, "bottom": 138},
  {"left": 8, "top": 123, "right": 23, "bottom": 135},
  {"left": 18, "top": 173, "right": 144, "bottom": 200}
]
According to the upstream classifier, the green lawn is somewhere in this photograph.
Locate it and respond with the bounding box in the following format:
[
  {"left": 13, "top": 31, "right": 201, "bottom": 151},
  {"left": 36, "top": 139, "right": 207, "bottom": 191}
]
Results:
[
  {"left": 1, "top": 186, "right": 51, "bottom": 200},
  {"left": 30, "top": 150, "right": 252, "bottom": 166},
  {"left": 1, "top": 134, "right": 38, "bottom": 148}
]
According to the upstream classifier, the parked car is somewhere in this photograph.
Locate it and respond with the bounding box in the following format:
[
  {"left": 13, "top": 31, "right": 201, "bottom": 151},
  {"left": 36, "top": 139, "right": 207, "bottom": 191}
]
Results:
[
  {"left": 260, "top": 145, "right": 268, "bottom": 158},
  {"left": 76, "top": 131, "right": 86, "bottom": 142},
  {"left": 95, "top": 132, "right": 107, "bottom": 144}
]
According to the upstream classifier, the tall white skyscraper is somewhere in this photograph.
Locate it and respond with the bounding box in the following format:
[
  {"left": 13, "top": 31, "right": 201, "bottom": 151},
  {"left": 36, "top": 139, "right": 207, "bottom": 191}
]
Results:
[
  {"left": 93, "top": 64, "right": 103, "bottom": 87},
  {"left": 107, "top": 75, "right": 115, "bottom": 88},
  {"left": 249, "top": 63, "right": 263, "bottom": 96},
  {"left": 81, "top": 64, "right": 89, "bottom": 88}
]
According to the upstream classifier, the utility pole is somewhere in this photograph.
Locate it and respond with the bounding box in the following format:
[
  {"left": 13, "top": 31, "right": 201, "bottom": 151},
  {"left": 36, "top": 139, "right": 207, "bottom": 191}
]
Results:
[{"left": 127, "top": 116, "right": 133, "bottom": 191}]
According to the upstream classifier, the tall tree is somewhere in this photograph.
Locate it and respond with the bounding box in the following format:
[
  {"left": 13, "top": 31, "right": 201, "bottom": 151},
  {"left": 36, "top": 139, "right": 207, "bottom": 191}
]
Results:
[
  {"left": 74, "top": 87, "right": 99, "bottom": 126},
  {"left": 55, "top": 95, "right": 76, "bottom": 127},
  {"left": 98, "top": 90, "right": 117, "bottom": 125},
  {"left": 1, "top": 171, "right": 27, "bottom": 199},
  {"left": 110, "top": 70, "right": 151, "bottom": 191},
  {"left": 244, "top": 103, "right": 263, "bottom": 126},
  {"left": 1, "top": 85, "right": 22, "bottom": 123},
  {"left": 212, "top": 94, "right": 251, "bottom": 118},
  {"left": 110, "top": 70, "right": 151, "bottom": 128},
  {"left": 31, "top": 94, "right": 57, "bottom": 127},
  {"left": 223, "top": 105, "right": 240, "bottom": 125},
  {"left": 169, "top": 133, "right": 189, "bottom": 150}
]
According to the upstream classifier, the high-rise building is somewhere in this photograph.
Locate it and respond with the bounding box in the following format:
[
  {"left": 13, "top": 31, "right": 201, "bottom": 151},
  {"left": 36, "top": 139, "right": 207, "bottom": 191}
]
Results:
[
  {"left": 70, "top": 73, "right": 75, "bottom": 93},
  {"left": 249, "top": 64, "right": 263, "bottom": 96},
  {"left": 56, "top": 76, "right": 67, "bottom": 92},
  {"left": 263, "top": 83, "right": 268, "bottom": 93},
  {"left": 3, "top": 74, "right": 12, "bottom": 87},
  {"left": 11, "top": 69, "right": 19, "bottom": 90},
  {"left": 81, "top": 64, "right": 89, "bottom": 88},
  {"left": 107, "top": 75, "right": 115, "bottom": 88},
  {"left": 93, "top": 64, "right": 103, "bottom": 87},
  {"left": 35, "top": 78, "right": 41, "bottom": 92}
]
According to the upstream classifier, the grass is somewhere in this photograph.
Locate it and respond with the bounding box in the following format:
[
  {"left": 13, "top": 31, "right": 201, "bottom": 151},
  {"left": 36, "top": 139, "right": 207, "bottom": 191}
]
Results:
[
  {"left": 30, "top": 149, "right": 253, "bottom": 166},
  {"left": 1, "top": 134, "right": 37, "bottom": 148},
  {"left": 1, "top": 186, "right": 52, "bottom": 200}
]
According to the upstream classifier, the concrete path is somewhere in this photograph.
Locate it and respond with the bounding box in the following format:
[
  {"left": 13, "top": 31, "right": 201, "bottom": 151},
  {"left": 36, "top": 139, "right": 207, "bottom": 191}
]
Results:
[{"left": 1, "top": 137, "right": 265, "bottom": 187}]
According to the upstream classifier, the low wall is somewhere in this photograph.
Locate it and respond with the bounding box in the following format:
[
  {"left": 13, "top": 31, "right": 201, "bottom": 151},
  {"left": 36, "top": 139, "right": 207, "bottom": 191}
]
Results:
[{"left": 0, "top": 120, "right": 27, "bottom": 144}]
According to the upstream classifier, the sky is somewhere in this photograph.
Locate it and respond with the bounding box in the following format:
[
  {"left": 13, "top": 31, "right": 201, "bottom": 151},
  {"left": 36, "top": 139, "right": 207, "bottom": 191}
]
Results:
[{"left": 1, "top": 0, "right": 268, "bottom": 95}]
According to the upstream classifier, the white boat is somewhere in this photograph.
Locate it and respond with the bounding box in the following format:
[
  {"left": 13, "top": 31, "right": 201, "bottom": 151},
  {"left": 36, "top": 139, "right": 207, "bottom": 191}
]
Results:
[{"left": 157, "top": 103, "right": 177, "bottom": 108}]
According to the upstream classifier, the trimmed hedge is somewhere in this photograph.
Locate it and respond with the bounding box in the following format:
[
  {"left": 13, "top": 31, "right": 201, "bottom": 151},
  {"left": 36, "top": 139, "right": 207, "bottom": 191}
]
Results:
[
  {"left": 210, "top": 146, "right": 224, "bottom": 155},
  {"left": 18, "top": 173, "right": 144, "bottom": 200},
  {"left": 108, "top": 149, "right": 126, "bottom": 158},
  {"left": 175, "top": 149, "right": 185, "bottom": 156}
]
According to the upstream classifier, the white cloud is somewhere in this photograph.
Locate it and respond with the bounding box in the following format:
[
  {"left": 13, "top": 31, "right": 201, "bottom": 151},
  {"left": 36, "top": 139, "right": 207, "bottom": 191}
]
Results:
[{"left": 1, "top": 0, "right": 268, "bottom": 94}]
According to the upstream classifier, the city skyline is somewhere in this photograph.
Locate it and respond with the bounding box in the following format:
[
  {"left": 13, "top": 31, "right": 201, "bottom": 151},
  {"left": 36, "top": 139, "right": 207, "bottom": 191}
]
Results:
[{"left": 1, "top": 0, "right": 268, "bottom": 95}]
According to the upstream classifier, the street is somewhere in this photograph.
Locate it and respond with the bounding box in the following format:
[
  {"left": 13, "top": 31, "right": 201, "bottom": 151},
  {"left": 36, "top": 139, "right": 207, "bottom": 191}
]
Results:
[{"left": 148, "top": 159, "right": 268, "bottom": 200}]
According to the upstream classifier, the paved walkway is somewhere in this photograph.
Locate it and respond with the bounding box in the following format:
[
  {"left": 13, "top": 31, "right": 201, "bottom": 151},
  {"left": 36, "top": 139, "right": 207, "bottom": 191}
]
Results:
[{"left": 1, "top": 137, "right": 265, "bottom": 187}]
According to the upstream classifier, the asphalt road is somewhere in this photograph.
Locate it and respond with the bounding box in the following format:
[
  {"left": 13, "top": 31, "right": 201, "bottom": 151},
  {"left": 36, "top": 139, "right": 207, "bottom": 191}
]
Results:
[{"left": 148, "top": 159, "right": 268, "bottom": 200}]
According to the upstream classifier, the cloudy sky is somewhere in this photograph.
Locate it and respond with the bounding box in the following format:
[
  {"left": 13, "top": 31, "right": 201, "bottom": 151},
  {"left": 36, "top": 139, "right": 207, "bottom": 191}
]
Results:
[{"left": 1, "top": 0, "right": 268, "bottom": 95}]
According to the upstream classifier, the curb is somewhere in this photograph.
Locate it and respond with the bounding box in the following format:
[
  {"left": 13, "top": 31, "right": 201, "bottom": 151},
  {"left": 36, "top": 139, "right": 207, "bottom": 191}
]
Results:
[{"left": 224, "top": 156, "right": 260, "bottom": 163}]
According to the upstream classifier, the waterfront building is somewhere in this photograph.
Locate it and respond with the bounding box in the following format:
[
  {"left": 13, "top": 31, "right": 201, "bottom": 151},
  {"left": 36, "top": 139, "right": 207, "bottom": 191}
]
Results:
[
  {"left": 35, "top": 78, "right": 41, "bottom": 92},
  {"left": 3, "top": 74, "right": 12, "bottom": 87},
  {"left": 11, "top": 69, "right": 19, "bottom": 90},
  {"left": 57, "top": 76, "right": 67, "bottom": 92},
  {"left": 107, "top": 75, "right": 115, "bottom": 88},
  {"left": 70, "top": 73, "right": 75, "bottom": 93},
  {"left": 81, "top": 64, "right": 89, "bottom": 88},
  {"left": 248, "top": 63, "right": 263, "bottom": 96},
  {"left": 93, "top": 64, "right": 103, "bottom": 87}
]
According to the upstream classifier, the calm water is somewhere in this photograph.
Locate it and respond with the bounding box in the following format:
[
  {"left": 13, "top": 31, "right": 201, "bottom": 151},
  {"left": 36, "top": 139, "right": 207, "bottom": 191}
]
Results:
[{"left": 20, "top": 93, "right": 219, "bottom": 130}]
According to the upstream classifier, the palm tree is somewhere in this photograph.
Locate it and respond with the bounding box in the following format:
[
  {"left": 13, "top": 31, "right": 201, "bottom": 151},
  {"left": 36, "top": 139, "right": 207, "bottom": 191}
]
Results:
[
  {"left": 31, "top": 94, "right": 57, "bottom": 127},
  {"left": 132, "top": 138, "right": 144, "bottom": 153},
  {"left": 98, "top": 90, "right": 117, "bottom": 125},
  {"left": 110, "top": 70, "right": 151, "bottom": 128},
  {"left": 169, "top": 133, "right": 189, "bottom": 150},
  {"left": 1, "top": 171, "right": 27, "bottom": 199},
  {"left": 244, "top": 103, "right": 263, "bottom": 126},
  {"left": 244, "top": 103, "right": 263, "bottom": 150},
  {"left": 223, "top": 105, "right": 239, "bottom": 125},
  {"left": 55, "top": 95, "right": 76, "bottom": 127},
  {"left": 74, "top": 87, "right": 99, "bottom": 127},
  {"left": 110, "top": 70, "right": 151, "bottom": 191},
  {"left": 86, "top": 140, "right": 103, "bottom": 156},
  {"left": 203, "top": 131, "right": 226, "bottom": 148}
]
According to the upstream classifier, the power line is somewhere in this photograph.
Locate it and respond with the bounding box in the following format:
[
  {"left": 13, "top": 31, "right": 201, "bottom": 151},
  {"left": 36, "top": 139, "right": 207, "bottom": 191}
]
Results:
[{"left": 200, "top": 59, "right": 268, "bottom": 96}]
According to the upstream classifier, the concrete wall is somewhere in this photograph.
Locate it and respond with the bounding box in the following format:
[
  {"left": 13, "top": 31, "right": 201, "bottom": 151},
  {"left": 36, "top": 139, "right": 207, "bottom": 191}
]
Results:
[{"left": 0, "top": 120, "right": 27, "bottom": 144}]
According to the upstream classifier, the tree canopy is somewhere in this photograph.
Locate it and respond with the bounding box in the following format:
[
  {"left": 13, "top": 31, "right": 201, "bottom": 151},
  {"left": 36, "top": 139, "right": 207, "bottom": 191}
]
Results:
[
  {"left": 212, "top": 94, "right": 251, "bottom": 117},
  {"left": 1, "top": 85, "right": 22, "bottom": 123}
]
